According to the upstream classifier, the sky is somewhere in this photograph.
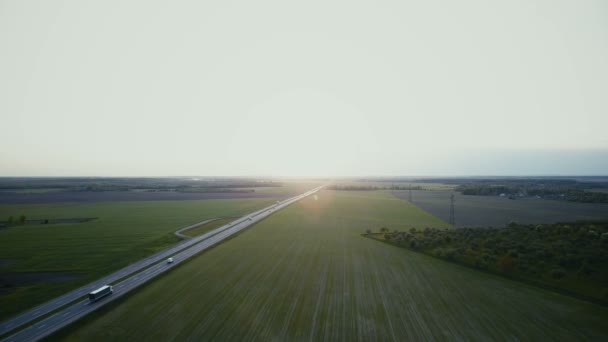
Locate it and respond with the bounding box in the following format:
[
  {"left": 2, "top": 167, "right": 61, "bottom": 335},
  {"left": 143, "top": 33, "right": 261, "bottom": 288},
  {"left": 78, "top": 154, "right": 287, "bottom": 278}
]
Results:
[{"left": 1, "top": 0, "right": 607, "bottom": 177}]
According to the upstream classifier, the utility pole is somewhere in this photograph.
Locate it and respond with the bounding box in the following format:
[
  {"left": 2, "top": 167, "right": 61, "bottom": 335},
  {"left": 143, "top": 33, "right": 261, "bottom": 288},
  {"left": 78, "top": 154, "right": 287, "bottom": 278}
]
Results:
[{"left": 449, "top": 193, "right": 455, "bottom": 226}]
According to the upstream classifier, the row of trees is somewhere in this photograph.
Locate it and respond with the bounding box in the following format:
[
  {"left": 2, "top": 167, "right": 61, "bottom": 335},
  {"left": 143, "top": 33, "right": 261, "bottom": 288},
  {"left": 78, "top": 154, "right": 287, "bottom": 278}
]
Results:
[
  {"left": 456, "top": 182, "right": 608, "bottom": 203},
  {"left": 5, "top": 215, "right": 27, "bottom": 225},
  {"left": 0, "top": 178, "right": 283, "bottom": 192},
  {"left": 327, "top": 185, "right": 423, "bottom": 191},
  {"left": 366, "top": 221, "right": 608, "bottom": 304}
]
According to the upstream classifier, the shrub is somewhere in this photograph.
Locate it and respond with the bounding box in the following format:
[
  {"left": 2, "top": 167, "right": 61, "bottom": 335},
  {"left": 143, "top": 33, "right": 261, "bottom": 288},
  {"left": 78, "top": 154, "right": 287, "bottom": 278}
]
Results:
[
  {"left": 497, "top": 255, "right": 515, "bottom": 273},
  {"left": 578, "top": 263, "right": 595, "bottom": 276},
  {"left": 550, "top": 268, "right": 566, "bottom": 280},
  {"left": 444, "top": 248, "right": 457, "bottom": 261},
  {"left": 474, "top": 259, "right": 488, "bottom": 270}
]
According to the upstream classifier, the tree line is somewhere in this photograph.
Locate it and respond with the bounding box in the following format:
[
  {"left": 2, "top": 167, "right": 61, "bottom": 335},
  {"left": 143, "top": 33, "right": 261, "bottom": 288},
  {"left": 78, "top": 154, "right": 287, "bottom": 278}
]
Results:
[
  {"left": 365, "top": 220, "right": 608, "bottom": 305},
  {"left": 456, "top": 182, "right": 608, "bottom": 203},
  {"left": 327, "top": 185, "right": 423, "bottom": 191}
]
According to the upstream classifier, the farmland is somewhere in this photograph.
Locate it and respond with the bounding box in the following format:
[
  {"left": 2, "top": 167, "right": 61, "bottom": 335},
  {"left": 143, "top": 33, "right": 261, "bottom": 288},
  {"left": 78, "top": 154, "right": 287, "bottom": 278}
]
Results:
[
  {"left": 0, "top": 178, "right": 324, "bottom": 205},
  {"left": 0, "top": 190, "right": 284, "bottom": 205},
  {"left": 368, "top": 221, "right": 608, "bottom": 305},
  {"left": 394, "top": 190, "right": 608, "bottom": 228},
  {"left": 329, "top": 180, "right": 455, "bottom": 191},
  {"left": 0, "top": 197, "right": 280, "bottom": 320},
  {"left": 51, "top": 191, "right": 608, "bottom": 341},
  {"left": 180, "top": 217, "right": 236, "bottom": 237}
]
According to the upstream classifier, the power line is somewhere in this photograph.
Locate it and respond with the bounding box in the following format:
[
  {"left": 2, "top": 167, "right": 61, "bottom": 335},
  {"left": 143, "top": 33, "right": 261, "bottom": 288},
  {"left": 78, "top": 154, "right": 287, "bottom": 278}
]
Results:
[{"left": 449, "top": 193, "right": 455, "bottom": 226}]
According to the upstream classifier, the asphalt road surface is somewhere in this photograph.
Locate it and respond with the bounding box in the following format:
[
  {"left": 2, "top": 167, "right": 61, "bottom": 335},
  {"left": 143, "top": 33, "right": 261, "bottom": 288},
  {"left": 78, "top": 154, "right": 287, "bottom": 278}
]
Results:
[{"left": 0, "top": 186, "right": 324, "bottom": 342}]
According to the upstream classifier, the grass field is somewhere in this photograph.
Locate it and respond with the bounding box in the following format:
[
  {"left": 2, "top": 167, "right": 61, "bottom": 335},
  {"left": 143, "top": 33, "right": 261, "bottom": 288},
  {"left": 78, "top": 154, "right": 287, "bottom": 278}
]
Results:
[
  {"left": 181, "top": 218, "right": 236, "bottom": 237},
  {"left": 395, "top": 190, "right": 608, "bottom": 227},
  {"left": 51, "top": 191, "right": 608, "bottom": 341},
  {"left": 0, "top": 197, "right": 280, "bottom": 320}
]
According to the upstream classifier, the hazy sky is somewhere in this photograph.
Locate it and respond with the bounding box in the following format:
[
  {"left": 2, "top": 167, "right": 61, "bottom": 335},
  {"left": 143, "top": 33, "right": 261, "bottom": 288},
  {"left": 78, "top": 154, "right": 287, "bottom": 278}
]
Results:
[{"left": 1, "top": 0, "right": 607, "bottom": 176}]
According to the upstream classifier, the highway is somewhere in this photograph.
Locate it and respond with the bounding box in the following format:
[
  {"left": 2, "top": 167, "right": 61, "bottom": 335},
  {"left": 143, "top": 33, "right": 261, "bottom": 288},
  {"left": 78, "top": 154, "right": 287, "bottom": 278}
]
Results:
[{"left": 0, "top": 185, "right": 324, "bottom": 342}]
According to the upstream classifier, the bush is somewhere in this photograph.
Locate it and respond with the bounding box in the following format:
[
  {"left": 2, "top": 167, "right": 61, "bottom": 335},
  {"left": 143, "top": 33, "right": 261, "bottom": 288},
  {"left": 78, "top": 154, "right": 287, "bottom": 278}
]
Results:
[
  {"left": 497, "top": 255, "right": 515, "bottom": 273},
  {"left": 578, "top": 263, "right": 595, "bottom": 276},
  {"left": 474, "top": 259, "right": 488, "bottom": 270},
  {"left": 444, "top": 248, "right": 457, "bottom": 261},
  {"left": 550, "top": 268, "right": 566, "bottom": 280}
]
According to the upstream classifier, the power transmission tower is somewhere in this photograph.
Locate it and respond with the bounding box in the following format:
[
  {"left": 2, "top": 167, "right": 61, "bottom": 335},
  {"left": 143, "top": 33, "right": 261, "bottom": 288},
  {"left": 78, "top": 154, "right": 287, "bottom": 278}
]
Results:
[
  {"left": 408, "top": 184, "right": 412, "bottom": 202},
  {"left": 449, "top": 193, "right": 455, "bottom": 226}
]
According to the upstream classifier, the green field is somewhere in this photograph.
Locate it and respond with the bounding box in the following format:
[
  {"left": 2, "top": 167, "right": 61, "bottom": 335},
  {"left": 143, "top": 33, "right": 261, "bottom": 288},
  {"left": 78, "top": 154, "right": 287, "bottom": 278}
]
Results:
[
  {"left": 0, "top": 197, "right": 279, "bottom": 320},
  {"left": 51, "top": 191, "right": 608, "bottom": 341},
  {"left": 181, "top": 217, "right": 236, "bottom": 237}
]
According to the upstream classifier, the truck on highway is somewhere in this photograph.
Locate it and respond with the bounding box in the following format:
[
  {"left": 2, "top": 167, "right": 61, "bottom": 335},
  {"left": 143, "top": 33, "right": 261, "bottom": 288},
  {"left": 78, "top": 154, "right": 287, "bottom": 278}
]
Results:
[{"left": 88, "top": 285, "right": 113, "bottom": 302}]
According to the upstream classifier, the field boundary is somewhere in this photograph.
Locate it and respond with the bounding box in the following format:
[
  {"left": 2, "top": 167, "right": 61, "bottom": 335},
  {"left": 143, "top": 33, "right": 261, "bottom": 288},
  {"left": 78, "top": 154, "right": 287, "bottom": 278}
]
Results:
[{"left": 362, "top": 232, "right": 608, "bottom": 308}]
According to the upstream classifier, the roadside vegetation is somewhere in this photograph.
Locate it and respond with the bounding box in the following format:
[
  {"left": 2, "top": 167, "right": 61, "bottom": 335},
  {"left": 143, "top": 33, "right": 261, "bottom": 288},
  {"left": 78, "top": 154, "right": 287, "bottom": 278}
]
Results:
[
  {"left": 366, "top": 221, "right": 608, "bottom": 305},
  {"left": 50, "top": 191, "right": 608, "bottom": 341}
]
